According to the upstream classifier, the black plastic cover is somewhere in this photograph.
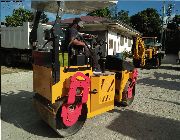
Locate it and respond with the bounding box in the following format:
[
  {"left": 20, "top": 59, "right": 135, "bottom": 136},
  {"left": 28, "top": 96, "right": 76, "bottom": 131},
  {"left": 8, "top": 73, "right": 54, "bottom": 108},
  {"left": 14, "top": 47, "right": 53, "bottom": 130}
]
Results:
[
  {"left": 70, "top": 54, "right": 86, "bottom": 66},
  {"left": 105, "top": 55, "right": 134, "bottom": 72}
]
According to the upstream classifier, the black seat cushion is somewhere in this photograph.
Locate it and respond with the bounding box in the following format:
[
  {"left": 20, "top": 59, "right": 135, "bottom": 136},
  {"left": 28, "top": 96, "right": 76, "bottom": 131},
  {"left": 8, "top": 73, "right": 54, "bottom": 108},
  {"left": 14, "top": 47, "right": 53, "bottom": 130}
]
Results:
[{"left": 105, "top": 55, "right": 134, "bottom": 72}]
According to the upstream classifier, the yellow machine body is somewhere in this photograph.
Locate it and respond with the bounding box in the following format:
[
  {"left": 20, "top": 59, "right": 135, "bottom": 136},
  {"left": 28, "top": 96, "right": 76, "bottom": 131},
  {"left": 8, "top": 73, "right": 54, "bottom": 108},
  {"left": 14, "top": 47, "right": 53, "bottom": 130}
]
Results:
[
  {"left": 133, "top": 36, "right": 146, "bottom": 66},
  {"left": 34, "top": 65, "right": 93, "bottom": 104},
  {"left": 114, "top": 70, "right": 132, "bottom": 102},
  {"left": 33, "top": 64, "right": 133, "bottom": 119},
  {"left": 31, "top": 1, "right": 138, "bottom": 137},
  {"left": 133, "top": 36, "right": 159, "bottom": 67}
]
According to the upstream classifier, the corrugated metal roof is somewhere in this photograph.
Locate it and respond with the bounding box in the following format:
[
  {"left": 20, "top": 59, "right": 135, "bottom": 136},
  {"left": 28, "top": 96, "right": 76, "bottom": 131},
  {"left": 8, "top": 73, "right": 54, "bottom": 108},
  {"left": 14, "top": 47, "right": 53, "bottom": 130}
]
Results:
[
  {"left": 47, "top": 16, "right": 140, "bottom": 35},
  {"left": 61, "top": 16, "right": 110, "bottom": 24},
  {"left": 47, "top": 16, "right": 110, "bottom": 25}
]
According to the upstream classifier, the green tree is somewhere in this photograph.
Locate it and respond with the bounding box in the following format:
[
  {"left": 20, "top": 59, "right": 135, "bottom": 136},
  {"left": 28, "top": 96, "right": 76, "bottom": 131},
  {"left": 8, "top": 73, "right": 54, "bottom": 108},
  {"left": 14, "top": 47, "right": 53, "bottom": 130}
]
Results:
[
  {"left": 5, "top": 8, "right": 33, "bottom": 27},
  {"left": 109, "top": 4, "right": 118, "bottom": 19},
  {"left": 40, "top": 12, "right": 49, "bottom": 23},
  {"left": 167, "top": 15, "right": 180, "bottom": 30},
  {"left": 117, "top": 10, "right": 130, "bottom": 25},
  {"left": 87, "top": 7, "right": 111, "bottom": 18},
  {"left": 166, "top": 15, "right": 180, "bottom": 53},
  {"left": 172, "top": 15, "right": 180, "bottom": 27},
  {"left": 5, "top": 8, "right": 49, "bottom": 27},
  {"left": 130, "top": 8, "right": 161, "bottom": 37}
]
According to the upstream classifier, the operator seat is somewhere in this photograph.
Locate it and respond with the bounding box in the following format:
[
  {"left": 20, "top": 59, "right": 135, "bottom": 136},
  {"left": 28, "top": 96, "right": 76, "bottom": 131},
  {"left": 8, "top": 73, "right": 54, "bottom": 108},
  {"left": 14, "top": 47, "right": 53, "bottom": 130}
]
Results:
[
  {"left": 105, "top": 55, "right": 134, "bottom": 72},
  {"left": 69, "top": 45, "right": 87, "bottom": 66}
]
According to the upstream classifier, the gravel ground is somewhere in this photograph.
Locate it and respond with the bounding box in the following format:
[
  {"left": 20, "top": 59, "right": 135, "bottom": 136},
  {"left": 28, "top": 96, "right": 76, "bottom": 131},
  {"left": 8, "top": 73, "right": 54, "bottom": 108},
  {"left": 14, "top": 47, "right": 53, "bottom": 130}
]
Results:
[
  {"left": 1, "top": 54, "right": 180, "bottom": 140},
  {"left": 1, "top": 66, "right": 31, "bottom": 75}
]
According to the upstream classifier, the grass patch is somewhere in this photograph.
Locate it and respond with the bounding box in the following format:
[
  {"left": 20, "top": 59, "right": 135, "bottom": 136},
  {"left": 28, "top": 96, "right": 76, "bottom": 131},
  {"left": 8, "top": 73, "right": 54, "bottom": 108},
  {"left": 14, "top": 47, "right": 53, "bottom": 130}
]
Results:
[{"left": 59, "top": 53, "right": 68, "bottom": 66}]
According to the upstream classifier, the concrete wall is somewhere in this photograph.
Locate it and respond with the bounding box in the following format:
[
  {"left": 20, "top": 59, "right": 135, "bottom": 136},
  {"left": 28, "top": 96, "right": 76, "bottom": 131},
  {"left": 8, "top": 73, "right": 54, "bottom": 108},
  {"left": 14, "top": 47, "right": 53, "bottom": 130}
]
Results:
[
  {"left": 83, "top": 30, "right": 133, "bottom": 56},
  {"left": 1, "top": 22, "right": 31, "bottom": 49},
  {"left": 1, "top": 22, "right": 53, "bottom": 50},
  {"left": 107, "top": 30, "right": 133, "bottom": 55}
]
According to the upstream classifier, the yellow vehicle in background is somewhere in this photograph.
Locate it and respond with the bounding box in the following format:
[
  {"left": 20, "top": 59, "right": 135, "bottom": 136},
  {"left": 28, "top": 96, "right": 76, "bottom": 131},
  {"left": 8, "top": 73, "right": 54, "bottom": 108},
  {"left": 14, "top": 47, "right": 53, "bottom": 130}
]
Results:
[
  {"left": 30, "top": 1, "right": 138, "bottom": 137},
  {"left": 133, "top": 36, "right": 164, "bottom": 68}
]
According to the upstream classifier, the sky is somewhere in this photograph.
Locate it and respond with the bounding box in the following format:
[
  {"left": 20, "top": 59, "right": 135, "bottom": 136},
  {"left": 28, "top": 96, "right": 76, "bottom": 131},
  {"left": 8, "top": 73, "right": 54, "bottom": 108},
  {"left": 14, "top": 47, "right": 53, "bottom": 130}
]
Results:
[
  {"left": 0, "top": 0, "right": 180, "bottom": 22},
  {"left": 117, "top": 0, "right": 179, "bottom": 16}
]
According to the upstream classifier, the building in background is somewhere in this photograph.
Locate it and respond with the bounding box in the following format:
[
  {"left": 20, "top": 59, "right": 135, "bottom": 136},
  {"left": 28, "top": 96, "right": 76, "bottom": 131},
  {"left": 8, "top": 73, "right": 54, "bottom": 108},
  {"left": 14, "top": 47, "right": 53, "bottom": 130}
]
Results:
[{"left": 54, "top": 16, "right": 140, "bottom": 56}]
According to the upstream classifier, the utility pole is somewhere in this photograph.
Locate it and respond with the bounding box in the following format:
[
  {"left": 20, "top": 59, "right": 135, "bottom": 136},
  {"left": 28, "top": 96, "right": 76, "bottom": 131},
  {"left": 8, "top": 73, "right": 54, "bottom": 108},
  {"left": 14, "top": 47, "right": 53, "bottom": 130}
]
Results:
[{"left": 160, "top": 1, "right": 166, "bottom": 51}]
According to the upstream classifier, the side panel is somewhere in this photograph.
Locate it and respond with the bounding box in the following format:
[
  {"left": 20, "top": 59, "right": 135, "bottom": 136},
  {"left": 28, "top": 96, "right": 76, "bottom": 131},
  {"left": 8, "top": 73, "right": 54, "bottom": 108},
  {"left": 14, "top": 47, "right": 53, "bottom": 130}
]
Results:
[
  {"left": 115, "top": 70, "right": 130, "bottom": 102},
  {"left": 33, "top": 63, "right": 93, "bottom": 104},
  {"left": 88, "top": 74, "right": 115, "bottom": 118},
  {"left": 33, "top": 64, "right": 52, "bottom": 101}
]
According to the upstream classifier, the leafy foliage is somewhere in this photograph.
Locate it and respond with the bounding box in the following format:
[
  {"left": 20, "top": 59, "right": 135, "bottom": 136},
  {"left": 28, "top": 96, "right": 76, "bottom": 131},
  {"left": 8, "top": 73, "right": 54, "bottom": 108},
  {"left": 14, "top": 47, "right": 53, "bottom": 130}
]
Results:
[
  {"left": 130, "top": 8, "right": 161, "bottom": 37},
  {"left": 87, "top": 7, "right": 111, "bottom": 18},
  {"left": 40, "top": 12, "right": 49, "bottom": 23},
  {"left": 5, "top": 8, "right": 33, "bottom": 27},
  {"left": 167, "top": 15, "right": 180, "bottom": 30},
  {"left": 5, "top": 8, "right": 49, "bottom": 27},
  {"left": 88, "top": 7, "right": 161, "bottom": 37},
  {"left": 116, "top": 10, "right": 130, "bottom": 25}
]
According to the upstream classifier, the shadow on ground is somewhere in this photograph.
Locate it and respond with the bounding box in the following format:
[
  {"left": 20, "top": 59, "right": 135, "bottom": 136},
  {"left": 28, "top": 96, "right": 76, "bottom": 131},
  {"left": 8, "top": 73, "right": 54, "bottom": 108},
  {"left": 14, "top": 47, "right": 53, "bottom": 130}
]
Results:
[
  {"left": 107, "top": 109, "right": 180, "bottom": 140},
  {"left": 149, "top": 98, "right": 180, "bottom": 106},
  {"left": 154, "top": 72, "right": 180, "bottom": 80},
  {"left": 2, "top": 63, "right": 32, "bottom": 70},
  {"left": 137, "top": 72, "right": 180, "bottom": 91},
  {"left": 1, "top": 91, "right": 59, "bottom": 138},
  {"left": 161, "top": 54, "right": 178, "bottom": 64},
  {"left": 159, "top": 65, "right": 180, "bottom": 71},
  {"left": 158, "top": 54, "right": 180, "bottom": 70}
]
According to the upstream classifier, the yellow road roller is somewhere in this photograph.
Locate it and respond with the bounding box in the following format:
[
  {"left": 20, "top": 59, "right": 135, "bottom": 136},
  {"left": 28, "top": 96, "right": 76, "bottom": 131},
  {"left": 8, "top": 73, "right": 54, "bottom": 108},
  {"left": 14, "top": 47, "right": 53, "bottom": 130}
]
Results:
[
  {"left": 30, "top": 1, "right": 138, "bottom": 137},
  {"left": 132, "top": 36, "right": 164, "bottom": 68}
]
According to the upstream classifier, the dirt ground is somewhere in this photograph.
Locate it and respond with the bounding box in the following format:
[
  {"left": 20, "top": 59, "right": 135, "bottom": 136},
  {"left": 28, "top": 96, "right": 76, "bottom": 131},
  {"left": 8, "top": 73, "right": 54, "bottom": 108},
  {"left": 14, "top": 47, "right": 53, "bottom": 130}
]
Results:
[{"left": 1, "top": 54, "right": 180, "bottom": 140}]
